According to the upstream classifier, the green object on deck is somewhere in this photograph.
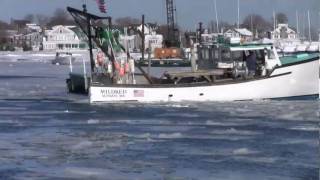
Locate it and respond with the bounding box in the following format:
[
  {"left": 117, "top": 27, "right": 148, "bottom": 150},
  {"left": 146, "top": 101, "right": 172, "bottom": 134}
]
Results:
[
  {"left": 280, "top": 53, "right": 318, "bottom": 65},
  {"left": 97, "top": 28, "right": 123, "bottom": 52},
  {"left": 295, "top": 54, "right": 308, "bottom": 58}
]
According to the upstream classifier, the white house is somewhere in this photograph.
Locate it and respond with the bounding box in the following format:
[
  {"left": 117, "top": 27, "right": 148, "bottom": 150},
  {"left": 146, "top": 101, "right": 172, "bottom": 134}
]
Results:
[
  {"left": 119, "top": 35, "right": 137, "bottom": 52},
  {"left": 43, "top": 25, "right": 86, "bottom": 51},
  {"left": 224, "top": 28, "right": 253, "bottom": 41},
  {"left": 201, "top": 30, "right": 221, "bottom": 44},
  {"left": 136, "top": 24, "right": 163, "bottom": 51},
  {"left": 144, "top": 32, "right": 163, "bottom": 51},
  {"left": 271, "top": 24, "right": 297, "bottom": 40},
  {"left": 12, "top": 23, "right": 43, "bottom": 51},
  {"left": 137, "top": 23, "right": 158, "bottom": 35},
  {"left": 26, "top": 24, "right": 42, "bottom": 32}
]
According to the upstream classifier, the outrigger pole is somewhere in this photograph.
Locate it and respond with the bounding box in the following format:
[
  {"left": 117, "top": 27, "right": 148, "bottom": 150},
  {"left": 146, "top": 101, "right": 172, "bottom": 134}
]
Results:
[
  {"left": 83, "top": 4, "right": 94, "bottom": 73},
  {"left": 67, "top": 6, "right": 112, "bottom": 73},
  {"left": 67, "top": 6, "right": 154, "bottom": 84}
]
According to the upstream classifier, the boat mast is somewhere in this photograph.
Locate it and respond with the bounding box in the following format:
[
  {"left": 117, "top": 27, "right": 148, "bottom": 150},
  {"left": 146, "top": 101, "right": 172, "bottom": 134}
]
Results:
[
  {"left": 250, "top": 15, "right": 253, "bottom": 35},
  {"left": 273, "top": 10, "right": 276, "bottom": 32},
  {"left": 302, "top": 13, "right": 306, "bottom": 40},
  {"left": 307, "top": 10, "right": 311, "bottom": 42},
  {"left": 214, "top": 0, "right": 219, "bottom": 33},
  {"left": 296, "top": 11, "right": 299, "bottom": 38},
  {"left": 237, "top": 0, "right": 240, "bottom": 28}
]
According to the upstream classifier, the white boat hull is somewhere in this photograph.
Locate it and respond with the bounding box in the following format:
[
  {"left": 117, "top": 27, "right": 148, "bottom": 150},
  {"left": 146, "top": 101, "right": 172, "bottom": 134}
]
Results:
[{"left": 90, "top": 59, "right": 319, "bottom": 103}]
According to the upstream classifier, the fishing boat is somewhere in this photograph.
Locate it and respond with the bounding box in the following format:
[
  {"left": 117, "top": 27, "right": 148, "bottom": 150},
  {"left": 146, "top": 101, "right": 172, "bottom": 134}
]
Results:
[{"left": 67, "top": 7, "right": 319, "bottom": 103}]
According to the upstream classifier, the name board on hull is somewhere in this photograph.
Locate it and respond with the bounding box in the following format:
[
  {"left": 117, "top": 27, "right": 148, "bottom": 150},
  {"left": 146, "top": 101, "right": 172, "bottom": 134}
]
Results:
[
  {"left": 100, "top": 89, "right": 128, "bottom": 98},
  {"left": 99, "top": 89, "right": 145, "bottom": 98}
]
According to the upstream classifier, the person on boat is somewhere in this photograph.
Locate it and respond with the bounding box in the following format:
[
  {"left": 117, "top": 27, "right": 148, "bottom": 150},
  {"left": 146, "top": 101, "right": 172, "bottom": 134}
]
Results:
[{"left": 246, "top": 50, "right": 257, "bottom": 77}]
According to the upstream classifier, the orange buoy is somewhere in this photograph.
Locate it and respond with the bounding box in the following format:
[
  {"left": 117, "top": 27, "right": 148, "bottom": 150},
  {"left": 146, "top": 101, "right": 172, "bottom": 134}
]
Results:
[
  {"left": 119, "top": 67, "right": 125, "bottom": 77},
  {"left": 124, "top": 63, "right": 130, "bottom": 73},
  {"left": 114, "top": 61, "right": 120, "bottom": 71},
  {"left": 96, "top": 52, "right": 104, "bottom": 66}
]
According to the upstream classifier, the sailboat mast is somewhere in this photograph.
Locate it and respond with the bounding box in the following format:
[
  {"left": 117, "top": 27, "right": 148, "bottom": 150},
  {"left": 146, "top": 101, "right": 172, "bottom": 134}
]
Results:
[
  {"left": 307, "top": 10, "right": 311, "bottom": 42},
  {"left": 214, "top": 0, "right": 219, "bottom": 33},
  {"left": 273, "top": 11, "right": 276, "bottom": 31},
  {"left": 296, "top": 11, "right": 299, "bottom": 38},
  {"left": 250, "top": 15, "right": 253, "bottom": 34},
  {"left": 237, "top": 0, "right": 240, "bottom": 28}
]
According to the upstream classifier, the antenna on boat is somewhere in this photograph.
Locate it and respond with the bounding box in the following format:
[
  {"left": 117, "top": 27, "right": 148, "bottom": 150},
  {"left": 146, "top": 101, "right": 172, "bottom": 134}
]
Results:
[
  {"left": 237, "top": 0, "right": 240, "bottom": 28},
  {"left": 82, "top": 0, "right": 87, "bottom": 11},
  {"left": 213, "top": 0, "right": 219, "bottom": 33},
  {"left": 307, "top": 10, "right": 311, "bottom": 42}
]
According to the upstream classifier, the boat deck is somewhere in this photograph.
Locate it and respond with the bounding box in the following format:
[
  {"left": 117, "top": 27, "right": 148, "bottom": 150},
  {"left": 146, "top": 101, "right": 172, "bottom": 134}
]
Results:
[{"left": 164, "top": 69, "right": 225, "bottom": 84}]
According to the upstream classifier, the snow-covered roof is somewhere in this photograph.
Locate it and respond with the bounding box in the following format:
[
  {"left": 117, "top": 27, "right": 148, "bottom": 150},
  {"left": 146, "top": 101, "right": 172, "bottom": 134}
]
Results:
[
  {"left": 49, "top": 25, "right": 75, "bottom": 35},
  {"left": 274, "top": 24, "right": 296, "bottom": 34},
  {"left": 224, "top": 28, "right": 253, "bottom": 37},
  {"left": 234, "top": 28, "right": 253, "bottom": 36}
]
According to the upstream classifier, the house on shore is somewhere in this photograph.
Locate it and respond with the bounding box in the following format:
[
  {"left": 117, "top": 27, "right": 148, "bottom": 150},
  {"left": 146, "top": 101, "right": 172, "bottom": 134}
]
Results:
[
  {"left": 271, "top": 24, "right": 297, "bottom": 40},
  {"left": 136, "top": 23, "right": 163, "bottom": 52},
  {"left": 117, "top": 23, "right": 163, "bottom": 53},
  {"left": 224, "top": 28, "right": 253, "bottom": 41},
  {"left": 43, "top": 25, "right": 87, "bottom": 51},
  {"left": 12, "top": 23, "right": 42, "bottom": 51}
]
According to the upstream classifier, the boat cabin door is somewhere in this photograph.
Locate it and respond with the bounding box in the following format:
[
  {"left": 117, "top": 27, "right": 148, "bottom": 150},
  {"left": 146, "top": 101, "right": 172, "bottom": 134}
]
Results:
[{"left": 264, "top": 47, "right": 282, "bottom": 71}]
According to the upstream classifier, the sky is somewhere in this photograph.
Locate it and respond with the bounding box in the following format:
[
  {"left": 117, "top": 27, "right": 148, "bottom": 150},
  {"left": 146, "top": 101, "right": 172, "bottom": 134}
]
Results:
[{"left": 0, "top": 0, "right": 319, "bottom": 30}]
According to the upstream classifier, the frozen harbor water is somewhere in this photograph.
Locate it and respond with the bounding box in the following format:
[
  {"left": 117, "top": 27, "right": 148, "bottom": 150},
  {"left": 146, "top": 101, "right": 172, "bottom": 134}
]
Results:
[{"left": 0, "top": 53, "right": 319, "bottom": 180}]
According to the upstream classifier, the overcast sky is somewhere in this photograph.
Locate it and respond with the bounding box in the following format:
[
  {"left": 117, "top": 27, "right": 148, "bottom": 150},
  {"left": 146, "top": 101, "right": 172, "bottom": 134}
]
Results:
[{"left": 0, "top": 0, "right": 319, "bottom": 29}]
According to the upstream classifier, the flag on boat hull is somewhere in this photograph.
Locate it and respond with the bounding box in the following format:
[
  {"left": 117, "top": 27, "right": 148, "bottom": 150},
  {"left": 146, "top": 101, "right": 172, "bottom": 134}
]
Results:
[{"left": 95, "top": 0, "right": 107, "bottom": 13}]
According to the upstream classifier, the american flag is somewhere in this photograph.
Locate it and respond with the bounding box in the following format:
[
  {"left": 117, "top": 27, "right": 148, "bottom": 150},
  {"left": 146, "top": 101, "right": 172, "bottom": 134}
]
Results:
[
  {"left": 134, "top": 90, "right": 144, "bottom": 97},
  {"left": 95, "top": 0, "right": 107, "bottom": 13}
]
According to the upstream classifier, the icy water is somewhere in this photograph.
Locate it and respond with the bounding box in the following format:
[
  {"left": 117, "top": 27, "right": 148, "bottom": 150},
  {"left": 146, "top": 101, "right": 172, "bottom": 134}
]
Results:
[{"left": 0, "top": 54, "right": 319, "bottom": 180}]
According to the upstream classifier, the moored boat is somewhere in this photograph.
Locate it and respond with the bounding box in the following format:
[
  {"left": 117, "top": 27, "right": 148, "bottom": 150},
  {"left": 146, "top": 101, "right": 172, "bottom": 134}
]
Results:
[{"left": 52, "top": 52, "right": 76, "bottom": 65}]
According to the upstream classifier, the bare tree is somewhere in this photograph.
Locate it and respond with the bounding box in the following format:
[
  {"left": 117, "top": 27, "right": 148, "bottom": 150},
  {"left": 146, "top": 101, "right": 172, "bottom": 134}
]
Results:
[
  {"left": 47, "top": 8, "right": 75, "bottom": 27},
  {"left": 115, "top": 17, "right": 140, "bottom": 26},
  {"left": 24, "top": 14, "right": 35, "bottom": 23},
  {"left": 157, "top": 24, "right": 169, "bottom": 40},
  {"left": 276, "top": 13, "right": 288, "bottom": 24},
  {"left": 0, "top": 30, "right": 8, "bottom": 42},
  {"left": 36, "top": 14, "right": 50, "bottom": 27},
  {"left": 242, "top": 14, "right": 272, "bottom": 36},
  {"left": 0, "top": 21, "right": 10, "bottom": 47}
]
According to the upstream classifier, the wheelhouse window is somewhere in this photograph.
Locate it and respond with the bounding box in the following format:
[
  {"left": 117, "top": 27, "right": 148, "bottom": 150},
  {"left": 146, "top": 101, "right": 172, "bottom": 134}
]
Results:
[
  {"left": 231, "top": 51, "right": 243, "bottom": 62},
  {"left": 221, "top": 48, "right": 231, "bottom": 61},
  {"left": 201, "top": 48, "right": 210, "bottom": 60}
]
